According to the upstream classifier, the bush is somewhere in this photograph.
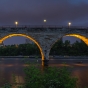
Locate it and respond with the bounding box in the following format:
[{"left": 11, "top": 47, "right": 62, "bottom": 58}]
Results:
[
  {"left": 1, "top": 61, "right": 78, "bottom": 88},
  {"left": 23, "top": 65, "right": 78, "bottom": 88}
]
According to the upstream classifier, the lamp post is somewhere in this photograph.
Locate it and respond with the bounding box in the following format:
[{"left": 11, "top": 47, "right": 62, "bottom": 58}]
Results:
[
  {"left": 44, "top": 19, "right": 46, "bottom": 27},
  {"left": 68, "top": 22, "right": 71, "bottom": 28},
  {"left": 15, "top": 21, "right": 18, "bottom": 27}
]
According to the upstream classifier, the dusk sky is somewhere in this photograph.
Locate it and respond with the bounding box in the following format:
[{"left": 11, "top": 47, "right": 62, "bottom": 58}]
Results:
[{"left": 1, "top": 0, "right": 88, "bottom": 45}]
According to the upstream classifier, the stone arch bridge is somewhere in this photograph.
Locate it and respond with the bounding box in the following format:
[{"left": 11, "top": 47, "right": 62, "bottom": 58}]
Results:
[{"left": 0, "top": 26, "right": 88, "bottom": 66}]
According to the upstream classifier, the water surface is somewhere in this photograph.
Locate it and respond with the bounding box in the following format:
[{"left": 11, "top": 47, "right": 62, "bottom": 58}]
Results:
[{"left": 0, "top": 58, "right": 88, "bottom": 88}]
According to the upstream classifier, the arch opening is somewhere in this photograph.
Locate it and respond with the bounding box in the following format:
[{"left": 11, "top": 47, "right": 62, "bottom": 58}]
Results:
[
  {"left": 49, "top": 34, "right": 88, "bottom": 58},
  {"left": 64, "top": 34, "right": 88, "bottom": 45},
  {"left": 0, "top": 34, "right": 44, "bottom": 60},
  {"left": 51, "top": 34, "right": 88, "bottom": 50}
]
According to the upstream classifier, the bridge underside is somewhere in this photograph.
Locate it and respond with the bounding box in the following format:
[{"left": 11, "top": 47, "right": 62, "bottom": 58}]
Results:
[{"left": 0, "top": 28, "right": 88, "bottom": 66}]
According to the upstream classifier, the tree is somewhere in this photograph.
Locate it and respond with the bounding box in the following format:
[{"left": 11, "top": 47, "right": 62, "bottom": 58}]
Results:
[{"left": 23, "top": 65, "right": 78, "bottom": 88}]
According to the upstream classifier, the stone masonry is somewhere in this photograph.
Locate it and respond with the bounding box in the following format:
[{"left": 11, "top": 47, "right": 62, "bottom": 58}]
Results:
[{"left": 0, "top": 26, "right": 88, "bottom": 66}]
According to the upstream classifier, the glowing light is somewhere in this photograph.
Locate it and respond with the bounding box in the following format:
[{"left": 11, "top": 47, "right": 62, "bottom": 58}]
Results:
[
  {"left": 0, "top": 34, "right": 44, "bottom": 61},
  {"left": 50, "top": 34, "right": 88, "bottom": 51},
  {"left": 15, "top": 21, "right": 18, "bottom": 27},
  {"left": 65, "top": 34, "right": 88, "bottom": 45},
  {"left": 44, "top": 19, "right": 46, "bottom": 23},
  {"left": 15, "top": 21, "right": 18, "bottom": 25},
  {"left": 68, "top": 22, "right": 71, "bottom": 26}
]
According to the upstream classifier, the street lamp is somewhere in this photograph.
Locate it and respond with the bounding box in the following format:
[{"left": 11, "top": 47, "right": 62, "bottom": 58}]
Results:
[
  {"left": 44, "top": 19, "right": 46, "bottom": 23},
  {"left": 68, "top": 22, "right": 71, "bottom": 27},
  {"left": 15, "top": 21, "right": 18, "bottom": 27},
  {"left": 44, "top": 19, "right": 46, "bottom": 26}
]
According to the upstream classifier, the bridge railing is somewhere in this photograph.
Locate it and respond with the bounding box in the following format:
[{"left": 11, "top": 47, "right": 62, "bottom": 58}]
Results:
[{"left": 0, "top": 25, "right": 88, "bottom": 30}]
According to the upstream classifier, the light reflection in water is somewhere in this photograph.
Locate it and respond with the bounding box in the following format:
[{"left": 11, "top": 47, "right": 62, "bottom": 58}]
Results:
[{"left": 0, "top": 58, "right": 88, "bottom": 88}]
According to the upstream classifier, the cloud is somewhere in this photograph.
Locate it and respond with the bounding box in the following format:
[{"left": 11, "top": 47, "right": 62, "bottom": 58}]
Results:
[
  {"left": 1, "top": 0, "right": 87, "bottom": 44},
  {"left": 0, "top": 0, "right": 88, "bottom": 26}
]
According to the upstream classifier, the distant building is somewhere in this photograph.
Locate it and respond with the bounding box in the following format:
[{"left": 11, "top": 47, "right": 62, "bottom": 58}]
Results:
[
  {"left": 25, "top": 39, "right": 34, "bottom": 44},
  {"left": 0, "top": 41, "right": 4, "bottom": 47},
  {"left": 15, "top": 44, "right": 18, "bottom": 48}
]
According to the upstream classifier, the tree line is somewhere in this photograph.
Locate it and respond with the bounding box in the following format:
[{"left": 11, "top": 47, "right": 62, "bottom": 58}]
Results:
[
  {"left": 51, "top": 39, "right": 88, "bottom": 56},
  {"left": 0, "top": 39, "right": 88, "bottom": 56}
]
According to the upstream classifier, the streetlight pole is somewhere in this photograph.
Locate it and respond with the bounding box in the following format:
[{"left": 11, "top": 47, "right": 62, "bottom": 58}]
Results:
[
  {"left": 15, "top": 21, "right": 18, "bottom": 27},
  {"left": 68, "top": 22, "right": 71, "bottom": 28},
  {"left": 44, "top": 19, "right": 46, "bottom": 27}
]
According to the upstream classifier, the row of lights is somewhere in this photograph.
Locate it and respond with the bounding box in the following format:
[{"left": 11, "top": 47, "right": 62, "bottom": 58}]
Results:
[
  {"left": 43, "top": 20, "right": 72, "bottom": 27},
  {"left": 14, "top": 20, "right": 47, "bottom": 27},
  {"left": 15, "top": 20, "right": 71, "bottom": 27}
]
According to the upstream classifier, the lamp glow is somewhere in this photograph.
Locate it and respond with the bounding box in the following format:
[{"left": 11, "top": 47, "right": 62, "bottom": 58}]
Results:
[
  {"left": 68, "top": 22, "right": 71, "bottom": 26},
  {"left": 44, "top": 19, "right": 46, "bottom": 23},
  {"left": 15, "top": 21, "right": 18, "bottom": 27}
]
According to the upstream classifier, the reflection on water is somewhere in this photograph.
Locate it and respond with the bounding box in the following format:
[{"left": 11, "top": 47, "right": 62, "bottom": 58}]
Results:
[
  {"left": 0, "top": 58, "right": 88, "bottom": 87},
  {"left": 0, "top": 58, "right": 25, "bottom": 87}
]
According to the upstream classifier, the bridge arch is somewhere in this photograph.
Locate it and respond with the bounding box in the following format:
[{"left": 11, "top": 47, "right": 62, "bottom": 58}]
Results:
[
  {"left": 49, "top": 34, "right": 88, "bottom": 56},
  {"left": 64, "top": 34, "right": 88, "bottom": 45},
  {"left": 54, "top": 34, "right": 88, "bottom": 47},
  {"left": 0, "top": 33, "right": 44, "bottom": 61}
]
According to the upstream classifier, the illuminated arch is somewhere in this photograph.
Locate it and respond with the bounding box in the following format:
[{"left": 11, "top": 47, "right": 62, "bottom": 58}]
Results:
[
  {"left": 50, "top": 33, "right": 88, "bottom": 51},
  {"left": 64, "top": 34, "right": 88, "bottom": 45},
  {"left": 0, "top": 34, "right": 44, "bottom": 60}
]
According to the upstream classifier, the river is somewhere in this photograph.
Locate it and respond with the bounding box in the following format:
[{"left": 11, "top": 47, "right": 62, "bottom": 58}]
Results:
[{"left": 0, "top": 57, "right": 88, "bottom": 88}]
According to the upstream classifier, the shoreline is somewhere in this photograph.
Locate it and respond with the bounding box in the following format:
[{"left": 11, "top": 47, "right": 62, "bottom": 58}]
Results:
[{"left": 0, "top": 56, "right": 88, "bottom": 59}]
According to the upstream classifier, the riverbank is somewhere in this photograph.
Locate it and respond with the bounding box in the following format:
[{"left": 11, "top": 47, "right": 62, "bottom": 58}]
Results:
[
  {"left": 0, "top": 55, "right": 88, "bottom": 59},
  {"left": 0, "top": 56, "right": 34, "bottom": 58}
]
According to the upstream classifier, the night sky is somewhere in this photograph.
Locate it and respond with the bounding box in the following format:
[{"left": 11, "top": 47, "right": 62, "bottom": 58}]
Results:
[{"left": 0, "top": 0, "right": 88, "bottom": 45}]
